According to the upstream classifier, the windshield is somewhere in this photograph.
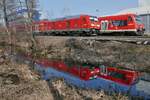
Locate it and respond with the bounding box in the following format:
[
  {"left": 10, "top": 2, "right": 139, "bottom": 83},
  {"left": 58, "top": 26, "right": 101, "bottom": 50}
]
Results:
[
  {"left": 90, "top": 16, "right": 98, "bottom": 22},
  {"left": 136, "top": 16, "right": 142, "bottom": 24}
]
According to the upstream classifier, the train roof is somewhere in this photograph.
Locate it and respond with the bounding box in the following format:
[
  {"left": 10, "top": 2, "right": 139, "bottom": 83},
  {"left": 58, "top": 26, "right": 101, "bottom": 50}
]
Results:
[
  {"left": 99, "top": 13, "right": 136, "bottom": 18},
  {"left": 50, "top": 14, "right": 97, "bottom": 21}
]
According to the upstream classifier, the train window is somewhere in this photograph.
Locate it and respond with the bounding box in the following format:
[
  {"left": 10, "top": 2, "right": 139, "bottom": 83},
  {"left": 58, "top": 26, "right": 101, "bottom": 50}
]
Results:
[
  {"left": 128, "top": 16, "right": 133, "bottom": 22},
  {"left": 112, "top": 20, "right": 127, "bottom": 26},
  {"left": 90, "top": 16, "right": 98, "bottom": 22},
  {"left": 120, "top": 20, "right": 127, "bottom": 26},
  {"left": 136, "top": 16, "right": 142, "bottom": 24},
  {"left": 109, "top": 72, "right": 126, "bottom": 80},
  {"left": 112, "top": 21, "right": 120, "bottom": 26}
]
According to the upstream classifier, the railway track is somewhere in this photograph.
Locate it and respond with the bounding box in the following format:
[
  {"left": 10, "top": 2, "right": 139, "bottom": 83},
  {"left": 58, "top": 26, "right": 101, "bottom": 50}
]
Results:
[{"left": 36, "top": 36, "right": 150, "bottom": 45}]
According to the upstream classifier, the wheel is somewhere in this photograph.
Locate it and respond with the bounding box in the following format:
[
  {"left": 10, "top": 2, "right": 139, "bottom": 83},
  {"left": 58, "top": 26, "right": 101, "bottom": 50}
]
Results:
[{"left": 135, "top": 30, "right": 144, "bottom": 36}]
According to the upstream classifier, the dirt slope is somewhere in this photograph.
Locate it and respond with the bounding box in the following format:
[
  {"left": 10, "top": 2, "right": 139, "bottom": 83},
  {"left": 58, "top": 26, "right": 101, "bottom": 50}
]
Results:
[
  {"left": 36, "top": 36, "right": 150, "bottom": 73},
  {"left": 0, "top": 44, "right": 127, "bottom": 100},
  {"left": 0, "top": 48, "right": 54, "bottom": 100}
]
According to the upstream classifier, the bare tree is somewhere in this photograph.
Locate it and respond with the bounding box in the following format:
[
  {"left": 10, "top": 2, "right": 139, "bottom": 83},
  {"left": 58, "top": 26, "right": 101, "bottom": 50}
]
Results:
[
  {"left": 0, "top": 1, "right": 5, "bottom": 31},
  {"left": 25, "top": 0, "right": 37, "bottom": 48},
  {"left": 0, "top": 0, "right": 38, "bottom": 55},
  {"left": 24, "top": 0, "right": 38, "bottom": 66},
  {"left": 0, "top": 0, "right": 13, "bottom": 54}
]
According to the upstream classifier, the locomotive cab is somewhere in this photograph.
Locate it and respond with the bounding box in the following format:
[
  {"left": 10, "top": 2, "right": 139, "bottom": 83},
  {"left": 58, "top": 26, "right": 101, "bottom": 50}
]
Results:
[
  {"left": 134, "top": 15, "right": 145, "bottom": 35},
  {"left": 98, "top": 14, "right": 145, "bottom": 36},
  {"left": 98, "top": 65, "right": 140, "bottom": 85},
  {"left": 88, "top": 16, "right": 100, "bottom": 35},
  {"left": 89, "top": 16, "right": 99, "bottom": 27}
]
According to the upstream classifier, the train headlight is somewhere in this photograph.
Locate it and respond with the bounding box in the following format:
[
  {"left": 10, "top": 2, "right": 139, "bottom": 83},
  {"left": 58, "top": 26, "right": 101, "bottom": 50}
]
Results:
[
  {"left": 91, "top": 24, "right": 95, "bottom": 26},
  {"left": 91, "top": 71, "right": 94, "bottom": 74},
  {"left": 97, "top": 25, "right": 100, "bottom": 27}
]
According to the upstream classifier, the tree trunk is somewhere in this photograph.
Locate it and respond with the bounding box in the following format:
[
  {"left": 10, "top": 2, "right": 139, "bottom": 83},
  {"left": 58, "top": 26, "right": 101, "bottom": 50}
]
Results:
[
  {"left": 25, "top": 0, "right": 37, "bottom": 68},
  {"left": 2, "top": 0, "right": 14, "bottom": 54}
]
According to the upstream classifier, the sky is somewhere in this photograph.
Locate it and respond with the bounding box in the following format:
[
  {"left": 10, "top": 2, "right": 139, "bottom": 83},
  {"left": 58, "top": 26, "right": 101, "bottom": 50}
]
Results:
[{"left": 39, "top": 0, "right": 138, "bottom": 19}]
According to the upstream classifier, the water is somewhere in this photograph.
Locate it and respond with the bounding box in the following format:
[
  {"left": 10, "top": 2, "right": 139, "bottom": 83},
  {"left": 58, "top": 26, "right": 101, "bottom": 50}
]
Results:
[
  {"left": 34, "top": 63, "right": 150, "bottom": 100},
  {"left": 14, "top": 54, "right": 150, "bottom": 100}
]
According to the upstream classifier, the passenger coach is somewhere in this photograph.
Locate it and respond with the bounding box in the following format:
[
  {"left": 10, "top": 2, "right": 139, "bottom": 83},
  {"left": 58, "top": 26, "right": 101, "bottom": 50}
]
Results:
[{"left": 98, "top": 14, "right": 145, "bottom": 35}]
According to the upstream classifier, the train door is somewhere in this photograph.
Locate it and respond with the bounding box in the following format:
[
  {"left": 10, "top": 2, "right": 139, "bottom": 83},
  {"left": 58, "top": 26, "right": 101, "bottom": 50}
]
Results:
[
  {"left": 82, "top": 17, "right": 87, "bottom": 28},
  {"left": 100, "top": 65, "right": 108, "bottom": 76},
  {"left": 101, "top": 20, "right": 108, "bottom": 30}
]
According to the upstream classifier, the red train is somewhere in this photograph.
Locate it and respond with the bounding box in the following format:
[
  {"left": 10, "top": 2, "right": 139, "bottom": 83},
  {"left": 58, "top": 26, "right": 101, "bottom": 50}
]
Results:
[
  {"left": 36, "top": 60, "right": 139, "bottom": 85},
  {"left": 33, "top": 15, "right": 100, "bottom": 36},
  {"left": 3, "top": 13, "right": 144, "bottom": 36},
  {"left": 23, "top": 53, "right": 139, "bottom": 85},
  {"left": 20, "top": 54, "right": 150, "bottom": 99},
  {"left": 32, "top": 13, "right": 145, "bottom": 36},
  {"left": 98, "top": 65, "right": 139, "bottom": 85},
  {"left": 98, "top": 14, "right": 145, "bottom": 35},
  {"left": 35, "top": 59, "right": 100, "bottom": 80}
]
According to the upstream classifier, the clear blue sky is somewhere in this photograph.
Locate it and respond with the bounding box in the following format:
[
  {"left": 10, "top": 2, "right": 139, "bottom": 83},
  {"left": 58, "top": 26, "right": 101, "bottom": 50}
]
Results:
[{"left": 39, "top": 0, "right": 138, "bottom": 19}]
